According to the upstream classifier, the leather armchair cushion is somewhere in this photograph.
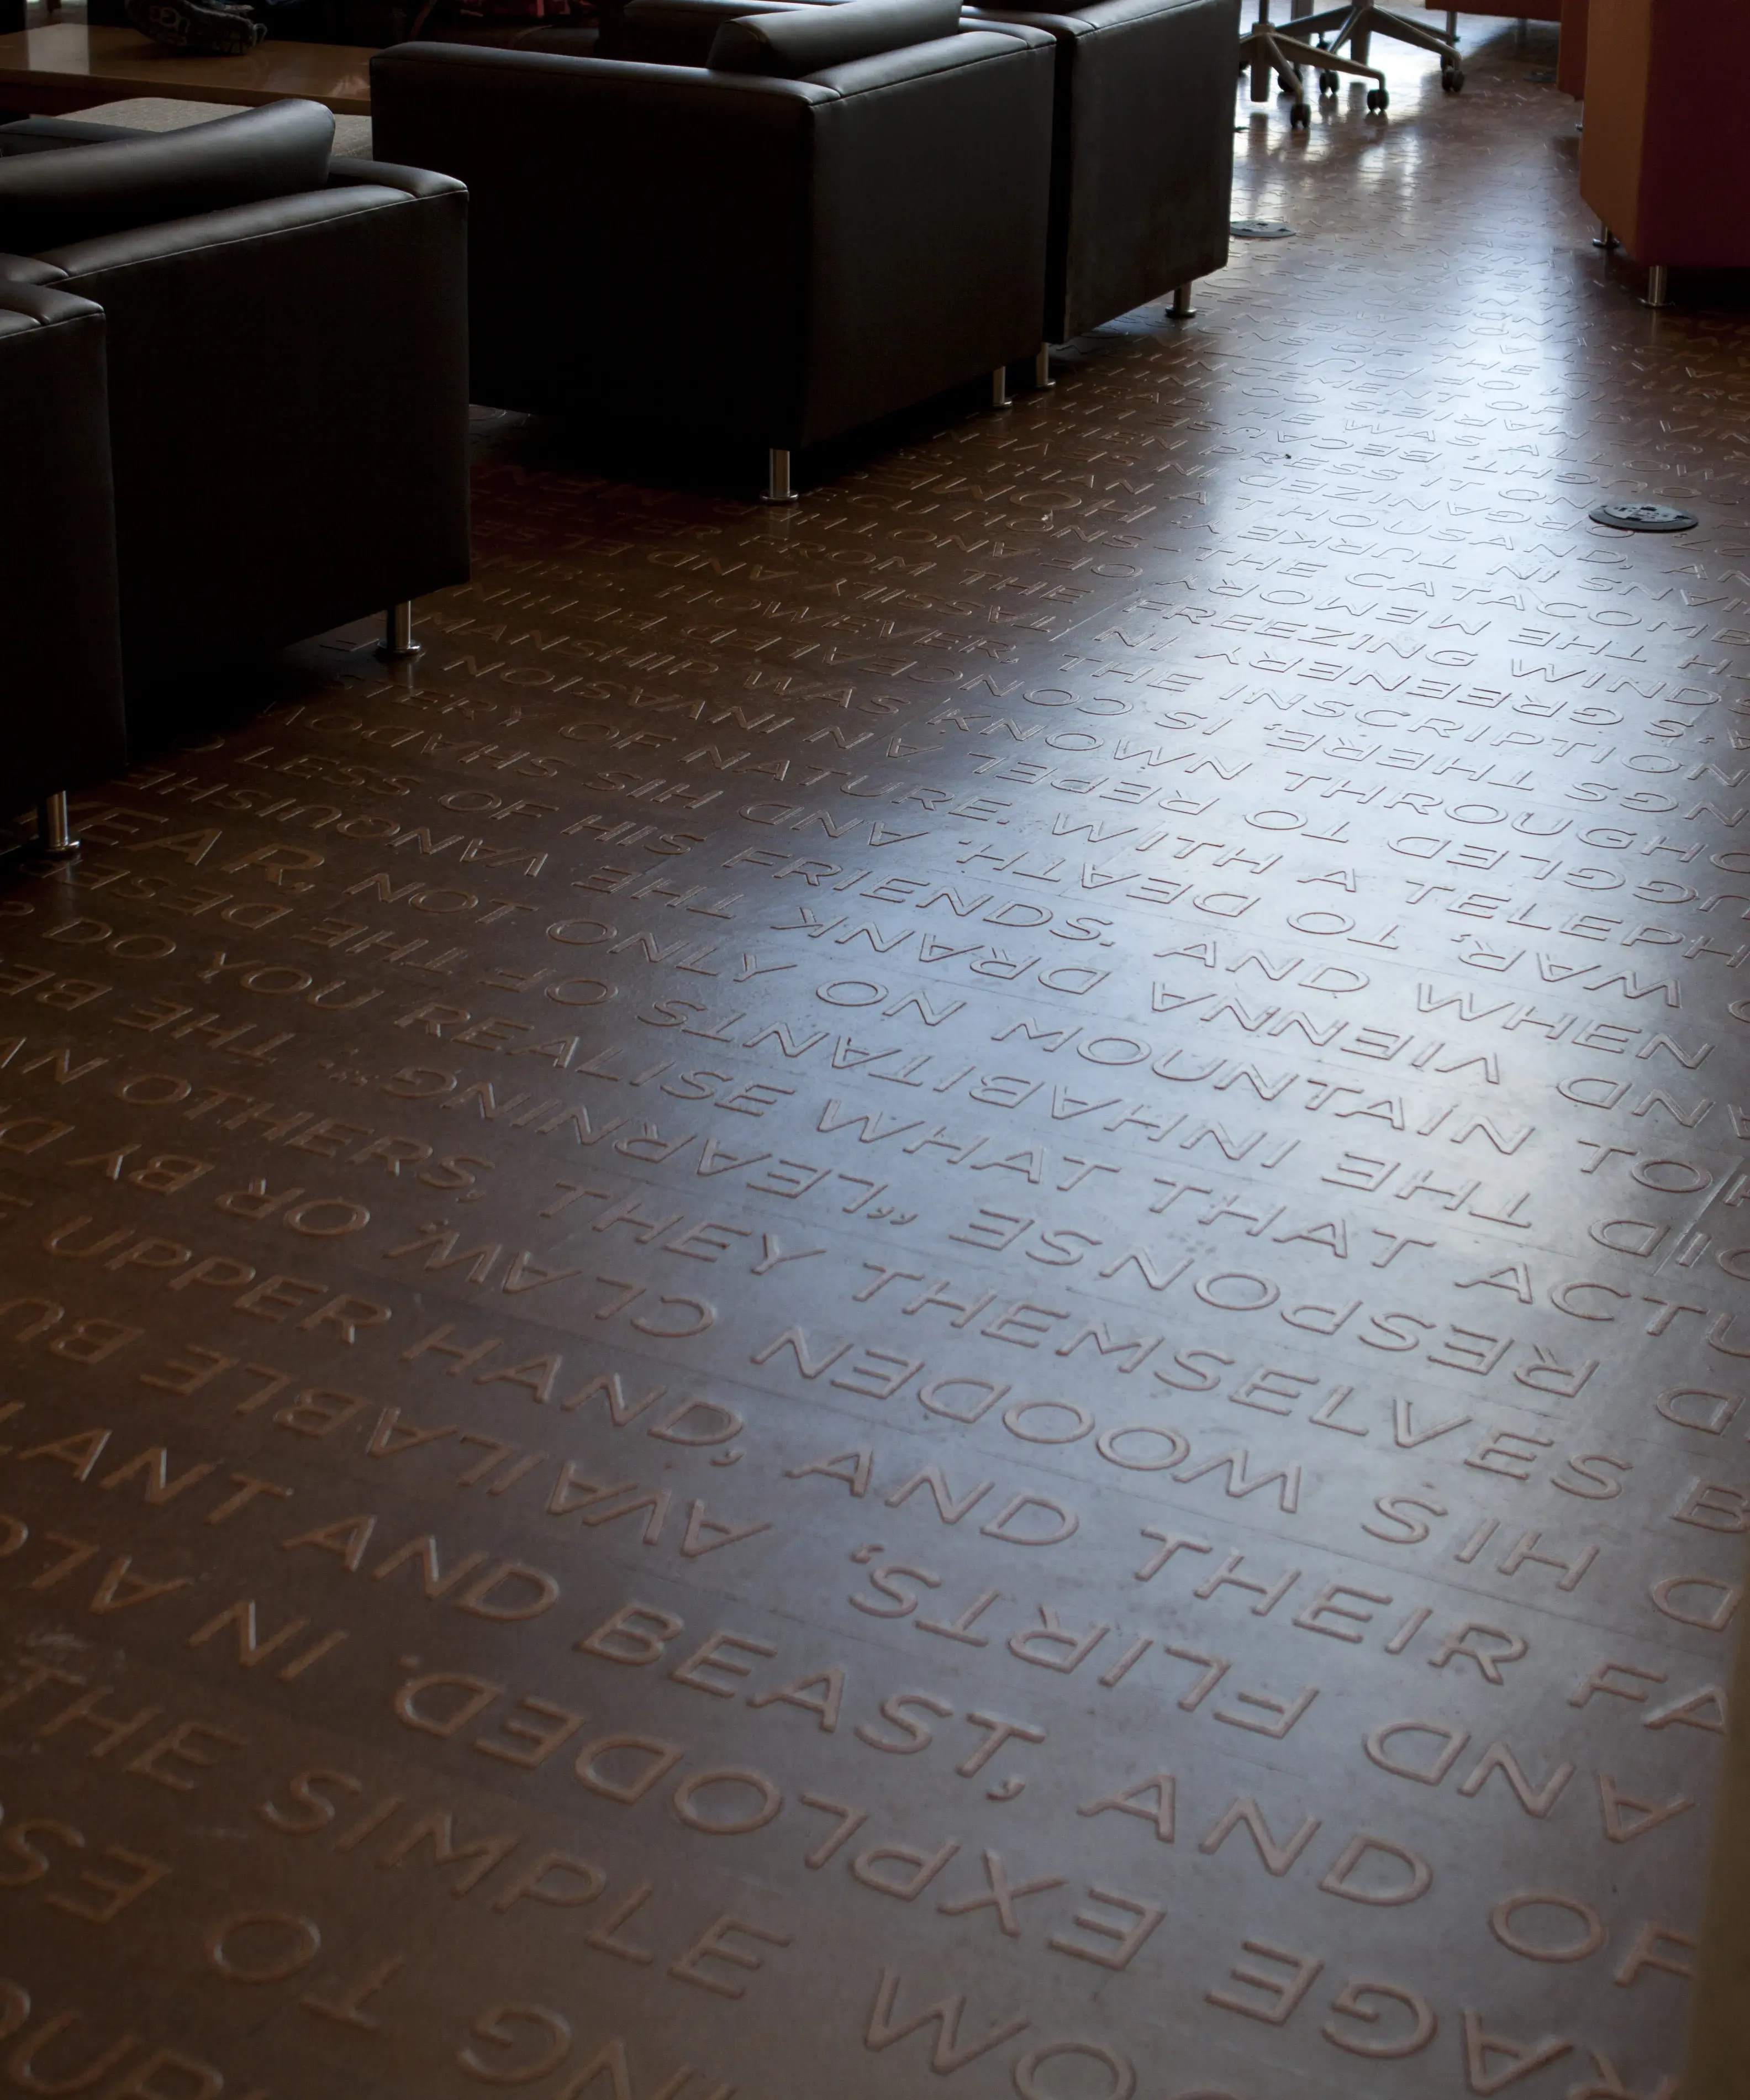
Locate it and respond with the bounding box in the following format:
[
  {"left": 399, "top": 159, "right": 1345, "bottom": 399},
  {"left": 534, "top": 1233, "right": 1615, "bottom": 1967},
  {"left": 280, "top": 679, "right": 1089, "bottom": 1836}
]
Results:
[
  {"left": 0, "top": 100, "right": 334, "bottom": 256},
  {"left": 709, "top": 0, "right": 957, "bottom": 71}
]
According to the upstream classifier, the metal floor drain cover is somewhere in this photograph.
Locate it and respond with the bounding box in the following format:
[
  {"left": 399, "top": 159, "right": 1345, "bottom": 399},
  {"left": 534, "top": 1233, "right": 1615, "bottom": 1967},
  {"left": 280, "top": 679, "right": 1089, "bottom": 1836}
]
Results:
[
  {"left": 1231, "top": 219, "right": 1296, "bottom": 239},
  {"left": 1590, "top": 501, "right": 1699, "bottom": 532}
]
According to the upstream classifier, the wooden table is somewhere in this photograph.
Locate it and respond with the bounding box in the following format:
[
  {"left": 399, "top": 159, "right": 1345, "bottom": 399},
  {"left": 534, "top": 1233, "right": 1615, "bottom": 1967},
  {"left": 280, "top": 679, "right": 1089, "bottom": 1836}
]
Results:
[{"left": 0, "top": 22, "right": 372, "bottom": 114}]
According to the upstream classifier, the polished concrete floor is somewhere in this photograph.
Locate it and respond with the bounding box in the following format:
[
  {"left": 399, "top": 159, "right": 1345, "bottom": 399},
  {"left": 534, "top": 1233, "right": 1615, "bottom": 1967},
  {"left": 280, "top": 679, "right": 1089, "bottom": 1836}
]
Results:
[{"left": 3, "top": 24, "right": 1747, "bottom": 2098}]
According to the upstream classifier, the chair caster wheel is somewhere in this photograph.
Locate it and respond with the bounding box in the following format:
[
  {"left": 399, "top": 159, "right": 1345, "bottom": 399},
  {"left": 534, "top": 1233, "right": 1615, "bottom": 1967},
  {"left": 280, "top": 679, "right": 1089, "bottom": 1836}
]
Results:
[
  {"left": 1441, "top": 63, "right": 1463, "bottom": 89},
  {"left": 1319, "top": 68, "right": 1338, "bottom": 92},
  {"left": 1290, "top": 99, "right": 1310, "bottom": 126},
  {"left": 1366, "top": 85, "right": 1388, "bottom": 110}
]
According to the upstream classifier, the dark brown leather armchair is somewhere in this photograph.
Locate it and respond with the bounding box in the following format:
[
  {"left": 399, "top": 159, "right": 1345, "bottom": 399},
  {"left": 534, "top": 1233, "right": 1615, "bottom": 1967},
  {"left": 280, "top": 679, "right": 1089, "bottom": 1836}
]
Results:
[
  {"left": 970, "top": 0, "right": 1237, "bottom": 368},
  {"left": 372, "top": 0, "right": 1057, "bottom": 498},
  {"left": 0, "top": 283, "right": 127, "bottom": 852},
  {"left": 526, "top": 0, "right": 1237, "bottom": 380},
  {"left": 0, "top": 102, "right": 471, "bottom": 731}
]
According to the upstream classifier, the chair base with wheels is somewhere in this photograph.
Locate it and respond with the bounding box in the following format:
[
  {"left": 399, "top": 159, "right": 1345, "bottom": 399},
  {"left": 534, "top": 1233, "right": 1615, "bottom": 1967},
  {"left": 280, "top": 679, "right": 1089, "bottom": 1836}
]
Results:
[
  {"left": 1240, "top": 0, "right": 1383, "bottom": 123},
  {"left": 1290, "top": 0, "right": 1462, "bottom": 92}
]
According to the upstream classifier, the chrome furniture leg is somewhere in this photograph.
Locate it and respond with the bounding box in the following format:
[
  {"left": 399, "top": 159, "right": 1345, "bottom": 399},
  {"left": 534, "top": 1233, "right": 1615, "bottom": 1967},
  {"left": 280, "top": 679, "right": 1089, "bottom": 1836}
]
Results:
[
  {"left": 762, "top": 448, "right": 799, "bottom": 504},
  {"left": 378, "top": 602, "right": 420, "bottom": 660},
  {"left": 36, "top": 792, "right": 77, "bottom": 859}
]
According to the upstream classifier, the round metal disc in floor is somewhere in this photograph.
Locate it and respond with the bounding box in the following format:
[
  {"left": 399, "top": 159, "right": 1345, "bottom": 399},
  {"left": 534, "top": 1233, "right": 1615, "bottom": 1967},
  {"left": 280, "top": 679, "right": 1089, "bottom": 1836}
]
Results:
[
  {"left": 1231, "top": 219, "right": 1296, "bottom": 238},
  {"left": 1589, "top": 501, "right": 1699, "bottom": 531}
]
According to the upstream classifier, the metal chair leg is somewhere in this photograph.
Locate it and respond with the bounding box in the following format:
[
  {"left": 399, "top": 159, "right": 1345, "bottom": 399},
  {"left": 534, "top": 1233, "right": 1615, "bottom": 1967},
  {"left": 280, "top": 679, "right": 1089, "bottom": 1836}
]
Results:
[
  {"left": 36, "top": 793, "right": 78, "bottom": 860},
  {"left": 377, "top": 602, "right": 420, "bottom": 660},
  {"left": 762, "top": 448, "right": 799, "bottom": 504},
  {"left": 990, "top": 365, "right": 1013, "bottom": 410},
  {"left": 1251, "top": 0, "right": 1273, "bottom": 96},
  {"left": 1643, "top": 264, "right": 1669, "bottom": 308},
  {"left": 1250, "top": 28, "right": 1383, "bottom": 86},
  {"left": 1171, "top": 283, "right": 1196, "bottom": 320},
  {"left": 1034, "top": 343, "right": 1055, "bottom": 388},
  {"left": 1593, "top": 219, "right": 1617, "bottom": 249}
]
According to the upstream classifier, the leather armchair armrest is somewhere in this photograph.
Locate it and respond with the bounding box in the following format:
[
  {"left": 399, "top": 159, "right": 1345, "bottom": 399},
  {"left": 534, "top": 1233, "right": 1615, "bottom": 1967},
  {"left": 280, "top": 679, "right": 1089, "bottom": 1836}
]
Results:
[
  {"left": 0, "top": 280, "right": 101, "bottom": 322},
  {"left": 614, "top": 0, "right": 804, "bottom": 64},
  {"left": 38, "top": 183, "right": 426, "bottom": 276},
  {"left": 328, "top": 156, "right": 468, "bottom": 199},
  {"left": 371, "top": 43, "right": 839, "bottom": 134},
  {"left": 375, "top": 36, "right": 826, "bottom": 84},
  {"left": 971, "top": 0, "right": 1228, "bottom": 31},
  {"left": 813, "top": 20, "right": 1052, "bottom": 87},
  {"left": 625, "top": 0, "right": 801, "bottom": 20},
  {"left": 0, "top": 251, "right": 68, "bottom": 287},
  {"left": 0, "top": 116, "right": 144, "bottom": 154}
]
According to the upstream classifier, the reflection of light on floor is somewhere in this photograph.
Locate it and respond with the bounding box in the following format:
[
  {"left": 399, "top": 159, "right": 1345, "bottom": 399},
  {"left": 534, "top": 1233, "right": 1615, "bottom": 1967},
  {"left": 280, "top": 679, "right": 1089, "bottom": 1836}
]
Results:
[
  {"left": 1224, "top": 13, "right": 1582, "bottom": 466},
  {"left": 1235, "top": 9, "right": 1561, "bottom": 205}
]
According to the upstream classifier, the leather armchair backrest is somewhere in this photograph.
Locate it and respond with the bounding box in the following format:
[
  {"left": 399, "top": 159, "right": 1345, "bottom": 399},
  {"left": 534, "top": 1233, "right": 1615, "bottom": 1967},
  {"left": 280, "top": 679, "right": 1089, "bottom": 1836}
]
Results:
[
  {"left": 709, "top": 0, "right": 959, "bottom": 71},
  {"left": 0, "top": 100, "right": 334, "bottom": 256},
  {"left": 508, "top": 20, "right": 603, "bottom": 50},
  {"left": 613, "top": 0, "right": 806, "bottom": 64}
]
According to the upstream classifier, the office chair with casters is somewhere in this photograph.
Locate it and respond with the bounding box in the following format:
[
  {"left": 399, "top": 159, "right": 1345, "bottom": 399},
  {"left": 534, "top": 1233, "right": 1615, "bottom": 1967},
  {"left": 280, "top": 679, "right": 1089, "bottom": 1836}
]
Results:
[
  {"left": 1238, "top": 0, "right": 1383, "bottom": 124},
  {"left": 1287, "top": 0, "right": 1462, "bottom": 97}
]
